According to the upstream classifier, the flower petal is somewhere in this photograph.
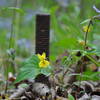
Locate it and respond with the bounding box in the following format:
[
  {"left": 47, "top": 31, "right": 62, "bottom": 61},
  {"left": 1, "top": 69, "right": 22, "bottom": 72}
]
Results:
[
  {"left": 37, "top": 52, "right": 46, "bottom": 60},
  {"left": 41, "top": 52, "right": 46, "bottom": 59},
  {"left": 39, "top": 60, "right": 49, "bottom": 68}
]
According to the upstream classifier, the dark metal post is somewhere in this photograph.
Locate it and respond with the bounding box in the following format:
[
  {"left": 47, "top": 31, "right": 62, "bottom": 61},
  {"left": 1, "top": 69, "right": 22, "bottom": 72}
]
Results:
[{"left": 35, "top": 14, "right": 50, "bottom": 60}]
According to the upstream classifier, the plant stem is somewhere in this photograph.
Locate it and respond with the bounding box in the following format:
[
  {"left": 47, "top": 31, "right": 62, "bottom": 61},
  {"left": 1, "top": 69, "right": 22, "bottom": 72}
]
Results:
[
  {"left": 84, "top": 15, "right": 100, "bottom": 50},
  {"left": 84, "top": 19, "right": 92, "bottom": 50},
  {"left": 5, "top": 0, "right": 18, "bottom": 93}
]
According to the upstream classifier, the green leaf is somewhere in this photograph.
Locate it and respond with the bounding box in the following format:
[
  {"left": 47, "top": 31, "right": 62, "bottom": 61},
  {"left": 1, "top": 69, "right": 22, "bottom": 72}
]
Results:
[
  {"left": 2, "top": 7, "right": 24, "bottom": 14},
  {"left": 20, "top": 64, "right": 36, "bottom": 71},
  {"left": 15, "top": 55, "right": 41, "bottom": 83},
  {"left": 15, "top": 68, "right": 40, "bottom": 83},
  {"left": 22, "top": 55, "right": 40, "bottom": 68},
  {"left": 80, "top": 19, "right": 91, "bottom": 24},
  {"left": 68, "top": 94, "right": 75, "bottom": 100},
  {"left": 40, "top": 66, "right": 52, "bottom": 76},
  {"left": 77, "top": 70, "right": 100, "bottom": 81}
]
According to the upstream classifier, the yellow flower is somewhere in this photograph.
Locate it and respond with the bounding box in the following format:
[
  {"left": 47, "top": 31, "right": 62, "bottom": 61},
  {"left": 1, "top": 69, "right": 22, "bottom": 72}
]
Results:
[
  {"left": 37, "top": 52, "right": 46, "bottom": 60},
  {"left": 78, "top": 40, "right": 85, "bottom": 46},
  {"left": 83, "top": 25, "right": 91, "bottom": 32},
  {"left": 37, "top": 52, "right": 50, "bottom": 68},
  {"left": 39, "top": 60, "right": 50, "bottom": 68}
]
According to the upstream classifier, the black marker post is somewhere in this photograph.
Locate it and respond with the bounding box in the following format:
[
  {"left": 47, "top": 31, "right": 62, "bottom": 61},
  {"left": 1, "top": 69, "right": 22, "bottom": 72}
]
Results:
[{"left": 35, "top": 14, "right": 50, "bottom": 60}]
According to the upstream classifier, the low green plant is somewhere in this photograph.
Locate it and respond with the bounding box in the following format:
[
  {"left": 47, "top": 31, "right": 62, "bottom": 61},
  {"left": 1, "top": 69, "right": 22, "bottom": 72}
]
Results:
[
  {"left": 15, "top": 53, "right": 52, "bottom": 83},
  {"left": 61, "top": 13, "right": 100, "bottom": 83}
]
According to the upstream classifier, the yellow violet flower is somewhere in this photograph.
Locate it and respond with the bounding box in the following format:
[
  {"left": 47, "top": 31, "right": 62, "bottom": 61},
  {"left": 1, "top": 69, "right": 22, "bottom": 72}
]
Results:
[
  {"left": 83, "top": 25, "right": 91, "bottom": 32},
  {"left": 37, "top": 52, "right": 50, "bottom": 68},
  {"left": 37, "top": 52, "right": 46, "bottom": 60},
  {"left": 39, "top": 60, "right": 49, "bottom": 68}
]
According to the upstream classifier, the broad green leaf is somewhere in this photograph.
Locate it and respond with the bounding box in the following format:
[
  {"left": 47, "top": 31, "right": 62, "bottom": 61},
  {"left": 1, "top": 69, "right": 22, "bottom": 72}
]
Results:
[
  {"left": 20, "top": 64, "right": 37, "bottom": 71},
  {"left": 40, "top": 66, "right": 52, "bottom": 76},
  {"left": 15, "top": 68, "right": 39, "bottom": 83},
  {"left": 68, "top": 94, "right": 75, "bottom": 100},
  {"left": 22, "top": 55, "right": 40, "bottom": 68}
]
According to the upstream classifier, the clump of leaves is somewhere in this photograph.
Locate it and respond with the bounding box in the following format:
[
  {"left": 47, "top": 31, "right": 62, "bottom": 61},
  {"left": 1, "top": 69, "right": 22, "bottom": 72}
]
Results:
[{"left": 15, "top": 53, "right": 52, "bottom": 83}]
